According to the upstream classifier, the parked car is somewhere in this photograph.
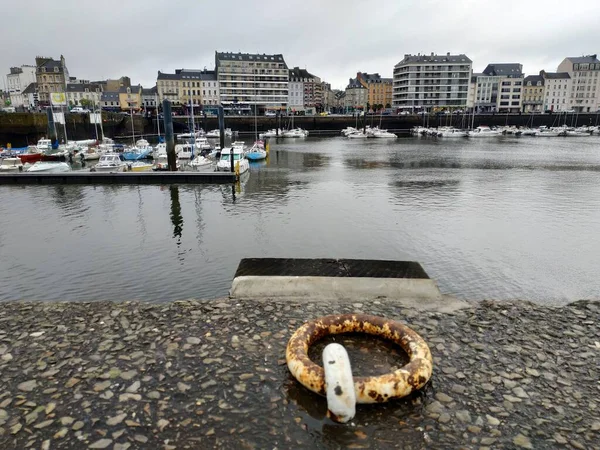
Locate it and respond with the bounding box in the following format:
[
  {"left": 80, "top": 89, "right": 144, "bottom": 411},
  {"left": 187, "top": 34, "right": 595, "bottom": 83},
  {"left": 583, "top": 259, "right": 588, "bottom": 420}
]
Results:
[{"left": 70, "top": 107, "right": 90, "bottom": 114}]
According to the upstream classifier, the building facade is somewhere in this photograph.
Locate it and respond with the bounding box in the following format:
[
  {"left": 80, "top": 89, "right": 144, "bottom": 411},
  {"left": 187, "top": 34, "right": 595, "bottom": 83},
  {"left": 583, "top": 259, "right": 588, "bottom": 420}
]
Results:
[
  {"left": 66, "top": 83, "right": 103, "bottom": 108},
  {"left": 119, "top": 85, "right": 143, "bottom": 111},
  {"left": 393, "top": 53, "right": 471, "bottom": 111},
  {"left": 100, "top": 92, "right": 120, "bottom": 111},
  {"left": 105, "top": 77, "right": 130, "bottom": 92},
  {"left": 344, "top": 76, "right": 368, "bottom": 110},
  {"left": 35, "top": 55, "right": 69, "bottom": 106},
  {"left": 288, "top": 73, "right": 304, "bottom": 111},
  {"left": 7, "top": 66, "right": 36, "bottom": 107},
  {"left": 522, "top": 74, "right": 545, "bottom": 112},
  {"left": 541, "top": 72, "right": 571, "bottom": 112},
  {"left": 287, "top": 67, "right": 322, "bottom": 114},
  {"left": 142, "top": 86, "right": 158, "bottom": 110},
  {"left": 474, "top": 63, "right": 524, "bottom": 113},
  {"left": 557, "top": 55, "right": 600, "bottom": 112},
  {"left": 200, "top": 71, "right": 219, "bottom": 107},
  {"left": 357, "top": 72, "right": 393, "bottom": 109},
  {"left": 216, "top": 52, "right": 288, "bottom": 113}
]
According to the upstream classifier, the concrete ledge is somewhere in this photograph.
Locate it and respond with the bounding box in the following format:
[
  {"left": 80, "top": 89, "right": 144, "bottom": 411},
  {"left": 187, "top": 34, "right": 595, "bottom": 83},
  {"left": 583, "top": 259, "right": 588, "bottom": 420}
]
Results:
[{"left": 230, "top": 275, "right": 443, "bottom": 301}]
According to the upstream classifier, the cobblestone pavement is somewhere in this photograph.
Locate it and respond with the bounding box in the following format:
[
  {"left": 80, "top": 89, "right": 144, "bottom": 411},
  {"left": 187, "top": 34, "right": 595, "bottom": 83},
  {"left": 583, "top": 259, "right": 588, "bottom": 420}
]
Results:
[{"left": 0, "top": 298, "right": 598, "bottom": 449}]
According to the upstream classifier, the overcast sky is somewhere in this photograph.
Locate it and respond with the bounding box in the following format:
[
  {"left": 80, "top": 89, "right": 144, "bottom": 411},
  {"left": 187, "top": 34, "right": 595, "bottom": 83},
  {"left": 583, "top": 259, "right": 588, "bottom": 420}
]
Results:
[{"left": 3, "top": 0, "right": 600, "bottom": 91}]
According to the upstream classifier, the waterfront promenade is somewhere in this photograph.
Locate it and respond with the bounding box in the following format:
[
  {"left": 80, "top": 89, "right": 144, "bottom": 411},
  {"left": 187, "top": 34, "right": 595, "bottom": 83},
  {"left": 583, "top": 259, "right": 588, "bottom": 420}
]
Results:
[{"left": 0, "top": 297, "right": 597, "bottom": 449}]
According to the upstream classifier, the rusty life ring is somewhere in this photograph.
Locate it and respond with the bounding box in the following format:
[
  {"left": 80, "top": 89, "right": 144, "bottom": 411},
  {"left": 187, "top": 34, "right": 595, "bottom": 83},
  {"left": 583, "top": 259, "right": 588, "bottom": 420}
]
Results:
[{"left": 286, "top": 314, "right": 433, "bottom": 404}]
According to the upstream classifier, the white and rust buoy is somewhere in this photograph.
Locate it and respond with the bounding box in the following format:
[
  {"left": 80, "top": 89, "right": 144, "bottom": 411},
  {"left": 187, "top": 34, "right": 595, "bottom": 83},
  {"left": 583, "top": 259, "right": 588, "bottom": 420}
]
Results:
[{"left": 286, "top": 314, "right": 433, "bottom": 423}]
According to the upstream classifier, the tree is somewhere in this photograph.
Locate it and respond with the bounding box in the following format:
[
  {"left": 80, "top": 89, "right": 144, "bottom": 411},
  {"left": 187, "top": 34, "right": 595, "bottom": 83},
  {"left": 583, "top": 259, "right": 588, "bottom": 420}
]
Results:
[
  {"left": 80, "top": 98, "right": 94, "bottom": 109},
  {"left": 385, "top": 103, "right": 391, "bottom": 109}
]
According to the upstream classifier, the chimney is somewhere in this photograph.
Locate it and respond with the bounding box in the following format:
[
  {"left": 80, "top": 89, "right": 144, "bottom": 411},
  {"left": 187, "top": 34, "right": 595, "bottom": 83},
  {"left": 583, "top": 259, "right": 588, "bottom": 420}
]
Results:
[
  {"left": 447, "top": 52, "right": 450, "bottom": 56},
  {"left": 431, "top": 52, "right": 434, "bottom": 56}
]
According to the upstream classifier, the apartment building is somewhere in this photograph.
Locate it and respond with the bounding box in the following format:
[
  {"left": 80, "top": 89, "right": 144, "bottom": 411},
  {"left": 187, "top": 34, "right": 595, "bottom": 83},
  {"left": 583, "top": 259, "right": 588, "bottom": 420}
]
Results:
[
  {"left": 557, "top": 55, "right": 600, "bottom": 112},
  {"left": 392, "top": 53, "right": 472, "bottom": 111},
  {"left": 215, "top": 52, "right": 288, "bottom": 113},
  {"left": 522, "top": 74, "right": 545, "bottom": 113},
  {"left": 474, "top": 63, "right": 524, "bottom": 113},
  {"left": 541, "top": 71, "right": 571, "bottom": 112},
  {"left": 344, "top": 76, "right": 368, "bottom": 110},
  {"left": 6, "top": 65, "right": 36, "bottom": 107}
]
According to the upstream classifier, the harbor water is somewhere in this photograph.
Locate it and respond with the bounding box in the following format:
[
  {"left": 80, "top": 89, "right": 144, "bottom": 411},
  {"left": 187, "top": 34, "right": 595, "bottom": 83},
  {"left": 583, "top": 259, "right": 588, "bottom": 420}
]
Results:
[{"left": 1, "top": 135, "right": 600, "bottom": 304}]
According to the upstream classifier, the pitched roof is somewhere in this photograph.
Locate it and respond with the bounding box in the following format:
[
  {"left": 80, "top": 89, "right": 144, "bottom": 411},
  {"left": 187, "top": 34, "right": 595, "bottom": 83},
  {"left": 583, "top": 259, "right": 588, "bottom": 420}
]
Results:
[
  {"left": 101, "top": 91, "right": 119, "bottom": 101},
  {"left": 347, "top": 77, "right": 366, "bottom": 89},
  {"left": 289, "top": 67, "right": 316, "bottom": 81},
  {"left": 482, "top": 63, "right": 523, "bottom": 77},
  {"left": 215, "top": 51, "right": 287, "bottom": 68},
  {"left": 542, "top": 72, "right": 570, "bottom": 79},
  {"left": 22, "top": 83, "right": 38, "bottom": 94},
  {"left": 118, "top": 85, "right": 142, "bottom": 94},
  {"left": 157, "top": 71, "right": 179, "bottom": 80},
  {"left": 66, "top": 83, "right": 102, "bottom": 93},
  {"left": 142, "top": 86, "right": 157, "bottom": 95},
  {"left": 565, "top": 54, "right": 599, "bottom": 64},
  {"left": 523, "top": 75, "right": 544, "bottom": 86},
  {"left": 395, "top": 53, "right": 472, "bottom": 66}
]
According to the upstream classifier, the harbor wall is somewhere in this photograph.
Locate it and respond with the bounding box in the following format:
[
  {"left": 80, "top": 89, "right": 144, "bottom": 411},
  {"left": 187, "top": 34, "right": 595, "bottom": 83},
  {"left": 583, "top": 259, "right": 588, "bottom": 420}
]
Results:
[{"left": 1, "top": 112, "right": 599, "bottom": 147}]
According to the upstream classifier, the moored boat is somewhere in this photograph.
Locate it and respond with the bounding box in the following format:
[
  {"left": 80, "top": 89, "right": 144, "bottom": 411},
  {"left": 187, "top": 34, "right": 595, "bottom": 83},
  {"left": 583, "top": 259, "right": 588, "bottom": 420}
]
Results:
[
  {"left": 25, "top": 161, "right": 71, "bottom": 173},
  {"left": 0, "top": 158, "right": 24, "bottom": 171},
  {"left": 92, "top": 153, "right": 127, "bottom": 172},
  {"left": 216, "top": 146, "right": 249, "bottom": 174}
]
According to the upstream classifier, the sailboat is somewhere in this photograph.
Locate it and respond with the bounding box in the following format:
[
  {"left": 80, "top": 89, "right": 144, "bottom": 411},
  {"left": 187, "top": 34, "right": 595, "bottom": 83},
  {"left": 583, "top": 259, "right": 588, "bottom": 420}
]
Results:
[
  {"left": 246, "top": 85, "right": 267, "bottom": 161},
  {"left": 282, "top": 110, "right": 309, "bottom": 138}
]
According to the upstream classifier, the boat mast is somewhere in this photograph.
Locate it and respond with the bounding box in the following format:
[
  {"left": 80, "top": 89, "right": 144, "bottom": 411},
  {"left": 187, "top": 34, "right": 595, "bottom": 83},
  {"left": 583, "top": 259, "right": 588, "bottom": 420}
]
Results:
[
  {"left": 62, "top": 65, "right": 69, "bottom": 145},
  {"left": 98, "top": 102, "right": 105, "bottom": 141},
  {"left": 190, "top": 93, "right": 195, "bottom": 158},
  {"left": 93, "top": 102, "right": 99, "bottom": 141},
  {"left": 155, "top": 93, "right": 161, "bottom": 139},
  {"left": 131, "top": 107, "right": 135, "bottom": 146},
  {"left": 254, "top": 69, "right": 258, "bottom": 142}
]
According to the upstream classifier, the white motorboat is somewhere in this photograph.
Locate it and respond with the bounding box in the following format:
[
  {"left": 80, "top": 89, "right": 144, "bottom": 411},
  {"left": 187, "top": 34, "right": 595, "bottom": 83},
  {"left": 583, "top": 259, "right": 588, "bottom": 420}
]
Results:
[
  {"left": 437, "top": 128, "right": 468, "bottom": 138},
  {"left": 175, "top": 143, "right": 194, "bottom": 159},
  {"left": 92, "top": 153, "right": 127, "bottom": 172},
  {"left": 341, "top": 127, "right": 359, "bottom": 136},
  {"left": 216, "top": 146, "right": 249, "bottom": 174},
  {"left": 190, "top": 155, "right": 213, "bottom": 168},
  {"left": 195, "top": 137, "right": 212, "bottom": 150},
  {"left": 259, "top": 129, "right": 283, "bottom": 138},
  {"left": 26, "top": 161, "right": 71, "bottom": 173},
  {"left": 282, "top": 127, "right": 309, "bottom": 138},
  {"left": 520, "top": 128, "right": 539, "bottom": 136},
  {"left": 78, "top": 147, "right": 101, "bottom": 160},
  {"left": 347, "top": 131, "right": 369, "bottom": 139},
  {"left": 36, "top": 138, "right": 52, "bottom": 152},
  {"left": 371, "top": 129, "right": 397, "bottom": 138},
  {"left": 75, "top": 139, "right": 97, "bottom": 146},
  {"left": 154, "top": 142, "right": 167, "bottom": 157},
  {"left": 0, "top": 158, "right": 24, "bottom": 171},
  {"left": 205, "top": 128, "right": 233, "bottom": 138},
  {"left": 469, "top": 126, "right": 500, "bottom": 137}
]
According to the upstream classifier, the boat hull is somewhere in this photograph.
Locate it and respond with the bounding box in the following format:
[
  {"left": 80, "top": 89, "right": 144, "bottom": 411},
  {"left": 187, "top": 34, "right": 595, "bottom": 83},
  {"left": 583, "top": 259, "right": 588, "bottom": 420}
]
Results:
[{"left": 19, "top": 153, "right": 43, "bottom": 164}]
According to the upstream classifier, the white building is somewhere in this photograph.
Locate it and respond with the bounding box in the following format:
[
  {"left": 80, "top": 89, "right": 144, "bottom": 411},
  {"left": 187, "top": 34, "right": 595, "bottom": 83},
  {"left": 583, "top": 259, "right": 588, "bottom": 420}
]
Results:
[
  {"left": 288, "top": 77, "right": 304, "bottom": 110},
  {"left": 542, "top": 72, "right": 571, "bottom": 112},
  {"left": 473, "top": 63, "right": 524, "bottom": 113},
  {"left": 66, "top": 83, "right": 103, "bottom": 107},
  {"left": 216, "top": 51, "right": 288, "bottom": 114},
  {"left": 199, "top": 71, "right": 219, "bottom": 107},
  {"left": 7, "top": 65, "right": 36, "bottom": 107},
  {"left": 557, "top": 54, "right": 600, "bottom": 113},
  {"left": 393, "top": 53, "right": 472, "bottom": 111}
]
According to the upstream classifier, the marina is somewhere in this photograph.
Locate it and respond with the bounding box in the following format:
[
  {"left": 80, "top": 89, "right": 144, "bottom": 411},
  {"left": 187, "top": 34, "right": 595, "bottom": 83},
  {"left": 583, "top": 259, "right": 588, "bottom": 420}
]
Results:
[{"left": 1, "top": 135, "right": 599, "bottom": 303}]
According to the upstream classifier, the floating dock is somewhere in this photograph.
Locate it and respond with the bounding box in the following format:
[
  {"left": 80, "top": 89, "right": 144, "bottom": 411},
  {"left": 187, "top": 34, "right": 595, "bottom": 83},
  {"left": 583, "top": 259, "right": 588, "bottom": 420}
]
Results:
[{"left": 0, "top": 171, "right": 236, "bottom": 185}]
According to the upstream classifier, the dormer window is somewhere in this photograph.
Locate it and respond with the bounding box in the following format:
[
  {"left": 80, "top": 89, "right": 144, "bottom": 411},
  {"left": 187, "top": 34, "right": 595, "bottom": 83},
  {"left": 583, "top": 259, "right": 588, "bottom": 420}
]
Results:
[
  {"left": 126, "top": 87, "right": 131, "bottom": 94},
  {"left": 54, "top": 67, "right": 59, "bottom": 72}
]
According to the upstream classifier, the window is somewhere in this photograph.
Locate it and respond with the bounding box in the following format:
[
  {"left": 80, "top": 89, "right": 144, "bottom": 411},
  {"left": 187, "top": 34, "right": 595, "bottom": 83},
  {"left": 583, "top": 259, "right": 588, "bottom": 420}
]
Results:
[{"left": 203, "top": 90, "right": 206, "bottom": 95}]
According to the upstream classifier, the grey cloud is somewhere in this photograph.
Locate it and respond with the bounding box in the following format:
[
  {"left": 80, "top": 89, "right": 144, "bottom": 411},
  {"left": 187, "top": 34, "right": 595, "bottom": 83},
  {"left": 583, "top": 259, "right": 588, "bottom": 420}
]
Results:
[{"left": 2, "top": 0, "right": 599, "bottom": 91}]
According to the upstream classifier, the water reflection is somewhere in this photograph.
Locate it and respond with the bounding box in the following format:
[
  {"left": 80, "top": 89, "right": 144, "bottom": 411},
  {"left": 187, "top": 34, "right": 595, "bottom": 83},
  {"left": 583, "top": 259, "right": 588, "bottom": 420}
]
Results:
[{"left": 169, "top": 186, "right": 183, "bottom": 244}]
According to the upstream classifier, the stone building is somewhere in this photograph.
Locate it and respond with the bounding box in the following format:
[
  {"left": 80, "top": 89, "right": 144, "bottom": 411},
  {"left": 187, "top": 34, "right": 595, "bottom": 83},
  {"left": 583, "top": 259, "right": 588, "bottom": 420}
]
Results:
[
  {"left": 66, "top": 83, "right": 103, "bottom": 108},
  {"left": 35, "top": 55, "right": 69, "bottom": 106},
  {"left": 541, "top": 71, "right": 571, "bottom": 112},
  {"left": 344, "top": 76, "right": 368, "bottom": 111}
]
